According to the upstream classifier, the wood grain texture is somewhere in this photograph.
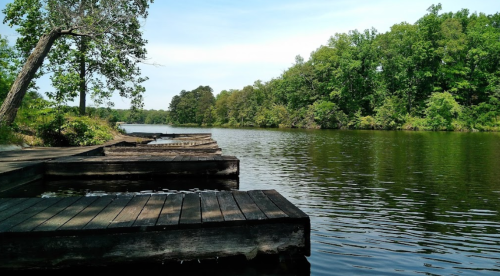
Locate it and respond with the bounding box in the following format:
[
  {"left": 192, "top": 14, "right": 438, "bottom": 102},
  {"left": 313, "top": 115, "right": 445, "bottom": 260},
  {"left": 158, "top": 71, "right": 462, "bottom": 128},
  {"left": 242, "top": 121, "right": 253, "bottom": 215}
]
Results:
[
  {"left": 0, "top": 198, "right": 29, "bottom": 213},
  {"left": 9, "top": 197, "right": 81, "bottom": 233},
  {"left": 59, "top": 196, "right": 115, "bottom": 231},
  {"left": 248, "top": 190, "right": 288, "bottom": 219},
  {"left": 232, "top": 191, "right": 267, "bottom": 221},
  {"left": 180, "top": 193, "right": 201, "bottom": 226},
  {"left": 157, "top": 193, "right": 183, "bottom": 226},
  {"left": 133, "top": 194, "right": 167, "bottom": 227},
  {"left": 217, "top": 191, "right": 245, "bottom": 222},
  {"left": 200, "top": 192, "right": 224, "bottom": 224},
  {"left": 0, "top": 198, "right": 43, "bottom": 223},
  {"left": 0, "top": 198, "right": 60, "bottom": 232},
  {"left": 84, "top": 195, "right": 133, "bottom": 230},
  {"left": 108, "top": 195, "right": 149, "bottom": 228},
  {"left": 35, "top": 197, "right": 97, "bottom": 232},
  {"left": 262, "top": 189, "right": 308, "bottom": 218}
]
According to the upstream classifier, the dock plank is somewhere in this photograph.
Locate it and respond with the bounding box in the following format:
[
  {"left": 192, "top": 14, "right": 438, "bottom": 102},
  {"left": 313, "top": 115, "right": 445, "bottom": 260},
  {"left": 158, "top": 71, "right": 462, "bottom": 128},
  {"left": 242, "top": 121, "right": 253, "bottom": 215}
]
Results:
[
  {"left": 172, "top": 155, "right": 183, "bottom": 161},
  {"left": 0, "top": 198, "right": 29, "bottom": 213},
  {"left": 59, "top": 196, "right": 115, "bottom": 231},
  {"left": 248, "top": 190, "right": 288, "bottom": 219},
  {"left": 179, "top": 193, "right": 201, "bottom": 226},
  {"left": 0, "top": 198, "right": 41, "bottom": 223},
  {"left": 0, "top": 198, "right": 61, "bottom": 232},
  {"left": 232, "top": 191, "right": 267, "bottom": 221},
  {"left": 217, "top": 191, "right": 245, "bottom": 222},
  {"left": 200, "top": 192, "right": 224, "bottom": 224},
  {"left": 35, "top": 197, "right": 98, "bottom": 232},
  {"left": 109, "top": 195, "right": 150, "bottom": 228},
  {"left": 133, "top": 194, "right": 167, "bottom": 227},
  {"left": 262, "top": 190, "right": 308, "bottom": 219},
  {"left": 157, "top": 193, "right": 183, "bottom": 226},
  {"left": 10, "top": 197, "right": 81, "bottom": 232},
  {"left": 84, "top": 195, "right": 134, "bottom": 230}
]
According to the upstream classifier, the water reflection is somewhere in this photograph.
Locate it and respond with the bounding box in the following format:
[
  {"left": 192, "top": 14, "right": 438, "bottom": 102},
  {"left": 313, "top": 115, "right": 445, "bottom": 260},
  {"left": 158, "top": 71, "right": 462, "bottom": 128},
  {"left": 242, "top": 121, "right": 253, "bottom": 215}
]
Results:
[{"left": 197, "top": 127, "right": 500, "bottom": 276}]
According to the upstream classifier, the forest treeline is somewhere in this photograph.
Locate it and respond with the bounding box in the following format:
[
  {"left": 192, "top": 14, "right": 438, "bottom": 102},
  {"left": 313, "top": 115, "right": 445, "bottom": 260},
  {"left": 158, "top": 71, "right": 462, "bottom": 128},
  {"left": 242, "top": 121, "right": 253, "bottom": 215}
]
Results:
[{"left": 167, "top": 5, "right": 500, "bottom": 131}]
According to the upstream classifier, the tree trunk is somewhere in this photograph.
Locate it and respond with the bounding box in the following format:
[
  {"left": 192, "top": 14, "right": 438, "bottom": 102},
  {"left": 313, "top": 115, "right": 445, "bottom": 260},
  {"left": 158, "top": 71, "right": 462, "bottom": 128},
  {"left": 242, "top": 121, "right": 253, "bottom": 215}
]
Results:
[
  {"left": 0, "top": 28, "right": 61, "bottom": 126},
  {"left": 79, "top": 37, "right": 87, "bottom": 116}
]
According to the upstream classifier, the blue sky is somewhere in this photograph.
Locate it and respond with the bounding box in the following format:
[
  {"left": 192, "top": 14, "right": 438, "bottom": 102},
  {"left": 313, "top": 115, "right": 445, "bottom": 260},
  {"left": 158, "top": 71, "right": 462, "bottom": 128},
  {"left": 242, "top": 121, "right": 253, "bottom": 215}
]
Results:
[{"left": 1, "top": 0, "right": 498, "bottom": 110}]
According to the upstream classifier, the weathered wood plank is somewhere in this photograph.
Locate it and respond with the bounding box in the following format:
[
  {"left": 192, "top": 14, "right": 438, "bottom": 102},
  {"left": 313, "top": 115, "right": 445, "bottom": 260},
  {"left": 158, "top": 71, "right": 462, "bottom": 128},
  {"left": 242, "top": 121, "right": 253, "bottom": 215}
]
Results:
[
  {"left": 179, "top": 193, "right": 201, "bottom": 226},
  {"left": 109, "top": 195, "right": 150, "bottom": 228},
  {"left": 133, "top": 194, "right": 167, "bottom": 227},
  {"left": 217, "top": 191, "right": 245, "bottom": 222},
  {"left": 0, "top": 198, "right": 41, "bottom": 223},
  {"left": 0, "top": 222, "right": 307, "bottom": 269},
  {"left": 213, "top": 155, "right": 223, "bottom": 161},
  {"left": 232, "top": 191, "right": 267, "bottom": 221},
  {"left": 157, "top": 193, "right": 183, "bottom": 226},
  {"left": 10, "top": 197, "right": 81, "bottom": 233},
  {"left": 0, "top": 198, "right": 61, "bottom": 232},
  {"left": 200, "top": 192, "right": 224, "bottom": 224},
  {"left": 0, "top": 198, "right": 29, "bottom": 213},
  {"left": 44, "top": 155, "right": 240, "bottom": 177},
  {"left": 248, "top": 190, "right": 288, "bottom": 219},
  {"left": 35, "top": 197, "right": 98, "bottom": 232},
  {"left": 262, "top": 190, "right": 308, "bottom": 219},
  {"left": 59, "top": 196, "right": 115, "bottom": 231},
  {"left": 263, "top": 189, "right": 311, "bottom": 256},
  {"left": 84, "top": 195, "right": 134, "bottom": 230},
  {"left": 172, "top": 155, "right": 183, "bottom": 161}
]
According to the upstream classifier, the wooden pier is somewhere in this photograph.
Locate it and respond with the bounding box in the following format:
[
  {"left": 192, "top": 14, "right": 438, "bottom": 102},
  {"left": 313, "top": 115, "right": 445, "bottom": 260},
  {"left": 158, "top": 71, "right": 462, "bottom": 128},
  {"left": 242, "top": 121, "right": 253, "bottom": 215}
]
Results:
[
  {"left": 0, "top": 132, "right": 310, "bottom": 270},
  {"left": 0, "top": 190, "right": 310, "bottom": 269}
]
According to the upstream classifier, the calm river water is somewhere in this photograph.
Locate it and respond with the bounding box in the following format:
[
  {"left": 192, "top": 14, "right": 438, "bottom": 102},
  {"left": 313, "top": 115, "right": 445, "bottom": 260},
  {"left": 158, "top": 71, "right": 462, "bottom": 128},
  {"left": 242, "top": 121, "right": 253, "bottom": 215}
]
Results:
[
  {"left": 115, "top": 124, "right": 500, "bottom": 276},
  {"left": 10, "top": 125, "right": 499, "bottom": 275},
  {"left": 123, "top": 125, "right": 500, "bottom": 275}
]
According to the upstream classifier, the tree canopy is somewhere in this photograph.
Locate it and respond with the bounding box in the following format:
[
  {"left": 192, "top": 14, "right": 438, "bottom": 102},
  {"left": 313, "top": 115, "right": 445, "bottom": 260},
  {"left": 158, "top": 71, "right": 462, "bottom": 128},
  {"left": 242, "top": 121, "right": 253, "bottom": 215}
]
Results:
[
  {"left": 167, "top": 4, "right": 500, "bottom": 131},
  {"left": 0, "top": 0, "right": 153, "bottom": 125}
]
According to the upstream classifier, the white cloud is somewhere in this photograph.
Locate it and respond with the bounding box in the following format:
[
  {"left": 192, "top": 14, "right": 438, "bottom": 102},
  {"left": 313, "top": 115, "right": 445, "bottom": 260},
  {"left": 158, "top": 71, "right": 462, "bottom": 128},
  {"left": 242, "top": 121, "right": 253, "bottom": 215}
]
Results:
[{"left": 146, "top": 30, "right": 332, "bottom": 67}]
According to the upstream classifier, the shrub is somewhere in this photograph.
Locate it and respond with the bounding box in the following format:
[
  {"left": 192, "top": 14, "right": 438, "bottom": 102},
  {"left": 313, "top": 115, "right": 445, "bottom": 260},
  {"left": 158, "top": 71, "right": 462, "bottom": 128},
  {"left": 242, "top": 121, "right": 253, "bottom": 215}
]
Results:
[
  {"left": 375, "top": 96, "right": 406, "bottom": 129},
  {"left": 64, "top": 116, "right": 114, "bottom": 146},
  {"left": 424, "top": 92, "right": 462, "bottom": 130},
  {"left": 359, "top": 116, "right": 376, "bottom": 129}
]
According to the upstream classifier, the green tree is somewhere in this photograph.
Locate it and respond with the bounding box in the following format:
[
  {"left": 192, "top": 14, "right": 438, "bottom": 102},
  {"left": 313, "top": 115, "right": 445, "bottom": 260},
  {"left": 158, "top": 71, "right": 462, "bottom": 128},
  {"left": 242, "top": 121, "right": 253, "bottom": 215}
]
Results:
[
  {"left": 0, "top": 35, "right": 16, "bottom": 102},
  {"left": 0, "top": 0, "right": 153, "bottom": 126},
  {"left": 167, "top": 86, "right": 215, "bottom": 125}
]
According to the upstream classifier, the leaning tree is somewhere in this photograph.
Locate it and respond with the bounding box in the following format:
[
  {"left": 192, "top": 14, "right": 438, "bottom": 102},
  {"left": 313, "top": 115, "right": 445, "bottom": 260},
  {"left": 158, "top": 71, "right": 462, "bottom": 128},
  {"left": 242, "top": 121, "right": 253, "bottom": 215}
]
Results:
[{"left": 0, "top": 0, "right": 153, "bottom": 125}]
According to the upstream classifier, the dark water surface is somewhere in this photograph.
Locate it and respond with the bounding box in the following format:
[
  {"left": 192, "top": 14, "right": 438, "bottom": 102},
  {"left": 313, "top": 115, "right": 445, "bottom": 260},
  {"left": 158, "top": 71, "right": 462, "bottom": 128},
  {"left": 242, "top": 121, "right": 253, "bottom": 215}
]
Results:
[
  {"left": 118, "top": 125, "right": 500, "bottom": 276},
  {"left": 8, "top": 124, "right": 500, "bottom": 275}
]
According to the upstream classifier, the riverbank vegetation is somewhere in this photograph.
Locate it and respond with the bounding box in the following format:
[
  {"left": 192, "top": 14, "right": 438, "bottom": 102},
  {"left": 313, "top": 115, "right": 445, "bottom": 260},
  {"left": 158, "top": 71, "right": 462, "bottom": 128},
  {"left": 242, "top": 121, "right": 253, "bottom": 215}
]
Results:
[{"left": 167, "top": 4, "right": 500, "bottom": 131}]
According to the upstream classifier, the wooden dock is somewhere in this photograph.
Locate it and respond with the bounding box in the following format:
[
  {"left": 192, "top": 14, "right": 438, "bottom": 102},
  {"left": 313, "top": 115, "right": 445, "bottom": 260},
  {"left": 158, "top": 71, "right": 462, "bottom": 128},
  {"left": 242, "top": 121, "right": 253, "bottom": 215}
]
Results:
[
  {"left": 45, "top": 155, "right": 239, "bottom": 178},
  {"left": 0, "top": 132, "right": 310, "bottom": 269},
  {"left": 1, "top": 133, "right": 239, "bottom": 192},
  {"left": 0, "top": 190, "right": 310, "bottom": 269}
]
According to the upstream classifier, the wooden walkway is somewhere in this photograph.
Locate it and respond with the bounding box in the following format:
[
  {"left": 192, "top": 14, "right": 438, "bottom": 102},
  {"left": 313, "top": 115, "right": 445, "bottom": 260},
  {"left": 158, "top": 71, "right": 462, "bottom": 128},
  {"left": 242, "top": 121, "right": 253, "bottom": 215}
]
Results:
[{"left": 0, "top": 189, "right": 310, "bottom": 269}]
